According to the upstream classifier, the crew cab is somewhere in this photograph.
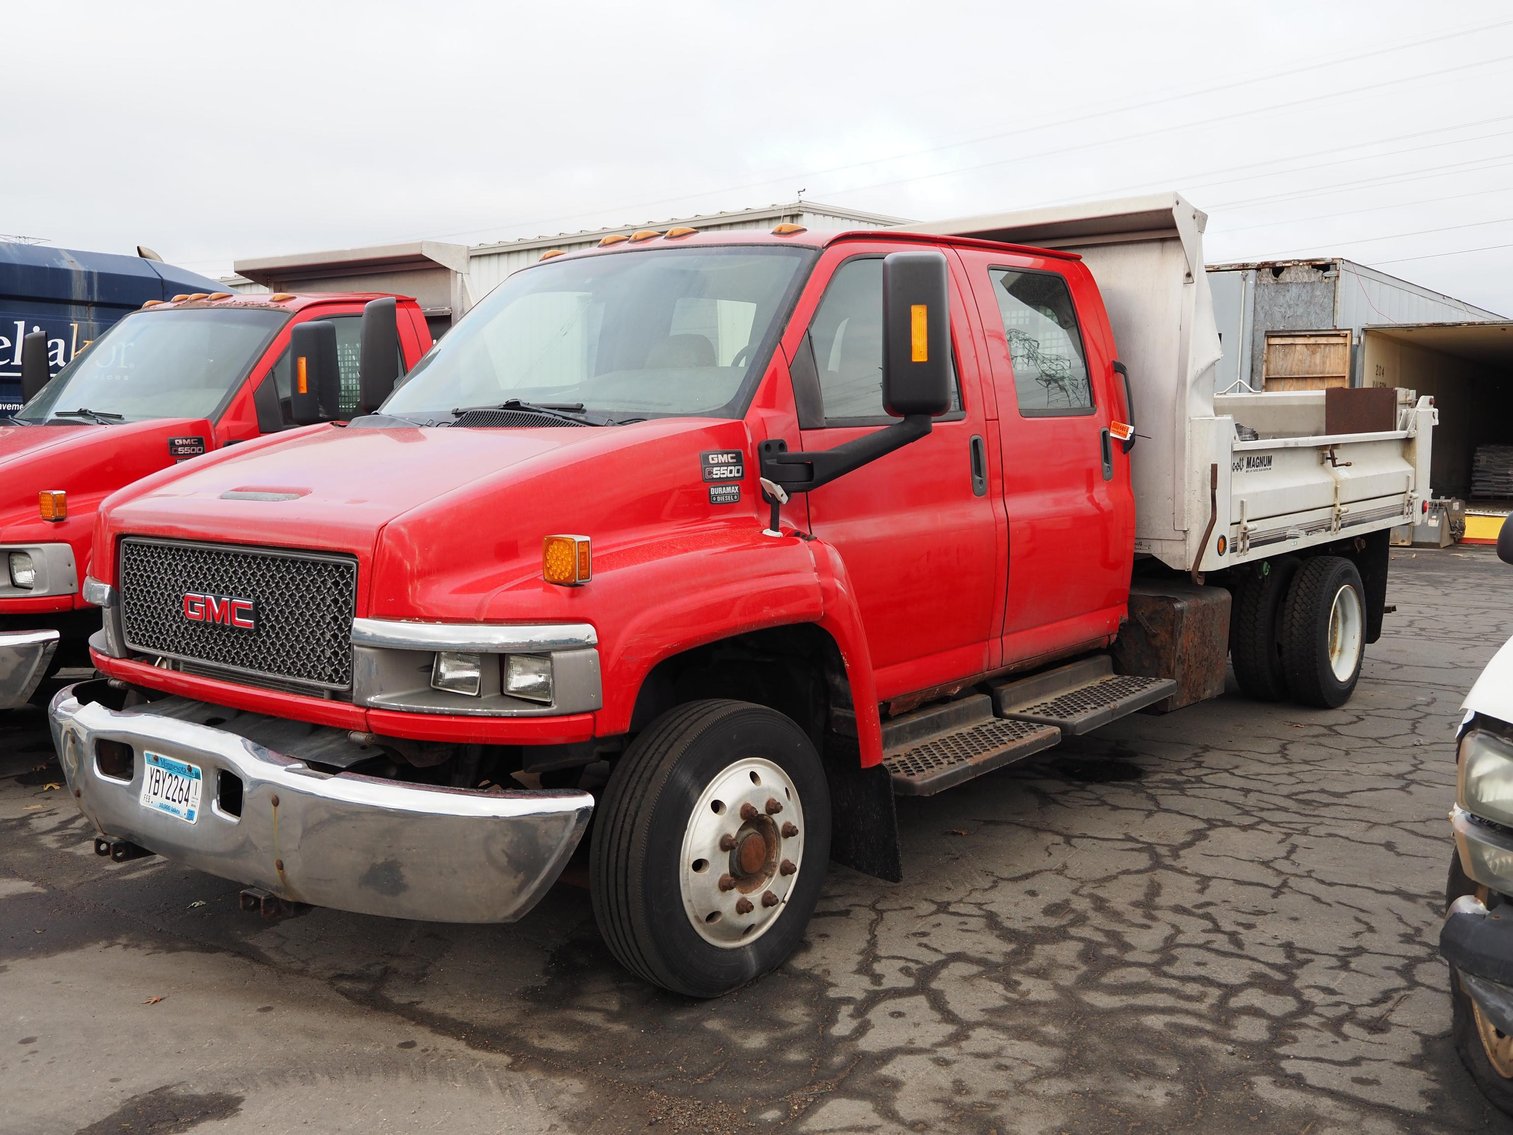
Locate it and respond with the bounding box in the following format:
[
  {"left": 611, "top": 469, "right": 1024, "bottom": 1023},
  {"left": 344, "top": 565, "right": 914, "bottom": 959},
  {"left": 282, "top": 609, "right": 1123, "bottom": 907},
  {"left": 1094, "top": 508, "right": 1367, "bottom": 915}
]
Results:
[
  {"left": 0, "top": 291, "right": 432, "bottom": 708},
  {"left": 49, "top": 196, "right": 1434, "bottom": 996}
]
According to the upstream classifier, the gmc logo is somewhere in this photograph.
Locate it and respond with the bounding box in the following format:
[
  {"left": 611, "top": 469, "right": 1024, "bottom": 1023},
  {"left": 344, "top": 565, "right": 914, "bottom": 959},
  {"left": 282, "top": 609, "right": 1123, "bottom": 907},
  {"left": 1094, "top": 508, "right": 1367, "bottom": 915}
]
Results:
[{"left": 183, "top": 593, "right": 257, "bottom": 631}]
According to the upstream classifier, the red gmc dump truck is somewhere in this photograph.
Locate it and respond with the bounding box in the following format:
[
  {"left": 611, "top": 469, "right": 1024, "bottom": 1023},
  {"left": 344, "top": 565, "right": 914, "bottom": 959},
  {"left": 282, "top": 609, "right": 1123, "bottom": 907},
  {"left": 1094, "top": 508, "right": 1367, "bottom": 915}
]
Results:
[
  {"left": 49, "top": 195, "right": 1434, "bottom": 996},
  {"left": 0, "top": 291, "right": 432, "bottom": 708}
]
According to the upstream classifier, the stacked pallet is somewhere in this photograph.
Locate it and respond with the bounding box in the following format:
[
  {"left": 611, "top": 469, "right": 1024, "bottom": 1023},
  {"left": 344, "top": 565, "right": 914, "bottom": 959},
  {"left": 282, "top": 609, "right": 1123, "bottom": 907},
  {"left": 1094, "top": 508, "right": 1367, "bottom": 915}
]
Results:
[{"left": 1472, "top": 445, "right": 1513, "bottom": 498}]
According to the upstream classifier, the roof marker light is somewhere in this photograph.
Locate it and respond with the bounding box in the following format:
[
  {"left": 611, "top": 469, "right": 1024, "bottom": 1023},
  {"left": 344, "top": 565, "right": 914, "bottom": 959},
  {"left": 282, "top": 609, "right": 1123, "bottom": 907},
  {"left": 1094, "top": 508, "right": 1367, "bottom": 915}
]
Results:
[
  {"left": 772, "top": 223, "right": 807, "bottom": 235},
  {"left": 665, "top": 226, "right": 697, "bottom": 238},
  {"left": 599, "top": 234, "right": 630, "bottom": 247},
  {"left": 170, "top": 294, "right": 189, "bottom": 302},
  {"left": 208, "top": 292, "right": 232, "bottom": 301},
  {"left": 540, "top": 249, "right": 565, "bottom": 261},
  {"left": 269, "top": 293, "right": 297, "bottom": 302},
  {"left": 629, "top": 229, "right": 662, "bottom": 242}
]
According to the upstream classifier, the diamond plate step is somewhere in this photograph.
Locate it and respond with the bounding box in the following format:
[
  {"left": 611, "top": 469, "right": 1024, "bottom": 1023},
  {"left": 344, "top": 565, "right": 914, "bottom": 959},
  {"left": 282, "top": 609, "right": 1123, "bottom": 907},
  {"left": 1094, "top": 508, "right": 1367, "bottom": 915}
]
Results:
[
  {"left": 991, "top": 656, "right": 1177, "bottom": 736},
  {"left": 882, "top": 699, "right": 1061, "bottom": 797}
]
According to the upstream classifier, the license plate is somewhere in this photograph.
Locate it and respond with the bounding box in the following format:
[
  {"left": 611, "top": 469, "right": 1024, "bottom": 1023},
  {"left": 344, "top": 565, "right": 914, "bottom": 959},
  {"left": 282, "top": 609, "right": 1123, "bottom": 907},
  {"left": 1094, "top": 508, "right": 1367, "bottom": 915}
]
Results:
[{"left": 140, "top": 751, "right": 203, "bottom": 824}]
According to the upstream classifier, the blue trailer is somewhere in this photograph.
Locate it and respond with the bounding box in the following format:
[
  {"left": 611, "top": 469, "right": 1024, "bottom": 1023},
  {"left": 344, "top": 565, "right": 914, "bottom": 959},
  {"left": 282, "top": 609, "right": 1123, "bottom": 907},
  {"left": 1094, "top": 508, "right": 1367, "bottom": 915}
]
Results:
[{"left": 0, "top": 243, "right": 221, "bottom": 413}]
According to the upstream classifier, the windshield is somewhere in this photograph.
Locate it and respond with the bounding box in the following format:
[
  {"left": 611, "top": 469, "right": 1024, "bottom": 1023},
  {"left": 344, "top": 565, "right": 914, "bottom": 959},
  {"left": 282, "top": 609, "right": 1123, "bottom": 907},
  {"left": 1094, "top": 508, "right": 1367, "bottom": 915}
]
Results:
[
  {"left": 16, "top": 307, "right": 287, "bottom": 424},
  {"left": 383, "top": 245, "right": 814, "bottom": 421}
]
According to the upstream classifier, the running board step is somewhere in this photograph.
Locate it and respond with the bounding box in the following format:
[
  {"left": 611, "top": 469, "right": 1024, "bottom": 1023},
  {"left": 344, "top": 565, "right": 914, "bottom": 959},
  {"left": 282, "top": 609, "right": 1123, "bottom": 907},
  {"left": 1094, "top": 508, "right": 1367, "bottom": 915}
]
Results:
[
  {"left": 990, "top": 656, "right": 1177, "bottom": 736},
  {"left": 881, "top": 694, "right": 1060, "bottom": 797}
]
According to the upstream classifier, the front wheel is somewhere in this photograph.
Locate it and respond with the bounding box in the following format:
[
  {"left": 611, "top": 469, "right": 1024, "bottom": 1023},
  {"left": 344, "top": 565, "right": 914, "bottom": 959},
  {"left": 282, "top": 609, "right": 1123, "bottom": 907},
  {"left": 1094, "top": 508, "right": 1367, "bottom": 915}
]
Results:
[
  {"left": 1448, "top": 851, "right": 1513, "bottom": 1116},
  {"left": 1280, "top": 555, "right": 1365, "bottom": 708},
  {"left": 590, "top": 699, "right": 831, "bottom": 997}
]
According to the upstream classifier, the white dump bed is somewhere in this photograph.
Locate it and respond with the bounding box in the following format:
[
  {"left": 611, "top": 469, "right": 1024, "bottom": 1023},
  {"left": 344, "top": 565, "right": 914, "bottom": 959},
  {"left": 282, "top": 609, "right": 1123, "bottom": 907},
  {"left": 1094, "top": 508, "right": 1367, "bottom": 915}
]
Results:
[{"left": 908, "top": 193, "right": 1434, "bottom": 573}]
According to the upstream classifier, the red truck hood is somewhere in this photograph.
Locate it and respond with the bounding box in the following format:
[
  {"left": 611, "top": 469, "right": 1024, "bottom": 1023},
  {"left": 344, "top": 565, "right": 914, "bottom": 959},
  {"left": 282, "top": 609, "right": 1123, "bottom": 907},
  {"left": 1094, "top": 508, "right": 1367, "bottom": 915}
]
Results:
[
  {"left": 0, "top": 417, "right": 214, "bottom": 529},
  {"left": 100, "top": 419, "right": 759, "bottom": 610}
]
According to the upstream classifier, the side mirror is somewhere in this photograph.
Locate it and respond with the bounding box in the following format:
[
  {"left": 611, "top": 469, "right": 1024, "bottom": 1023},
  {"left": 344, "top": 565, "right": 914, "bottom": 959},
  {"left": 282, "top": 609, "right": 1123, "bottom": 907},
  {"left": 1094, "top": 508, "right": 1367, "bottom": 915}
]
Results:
[
  {"left": 1499, "top": 514, "right": 1513, "bottom": 566},
  {"left": 289, "top": 320, "right": 341, "bottom": 425},
  {"left": 357, "top": 297, "right": 400, "bottom": 415},
  {"left": 20, "top": 330, "right": 50, "bottom": 403},
  {"left": 882, "top": 251, "right": 951, "bottom": 419}
]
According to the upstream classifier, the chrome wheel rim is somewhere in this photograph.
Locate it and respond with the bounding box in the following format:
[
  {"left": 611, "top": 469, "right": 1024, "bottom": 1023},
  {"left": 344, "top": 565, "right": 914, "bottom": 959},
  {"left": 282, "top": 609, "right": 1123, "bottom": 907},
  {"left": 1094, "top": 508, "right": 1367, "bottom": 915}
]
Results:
[
  {"left": 1327, "top": 583, "right": 1364, "bottom": 682},
  {"left": 678, "top": 757, "right": 804, "bottom": 948}
]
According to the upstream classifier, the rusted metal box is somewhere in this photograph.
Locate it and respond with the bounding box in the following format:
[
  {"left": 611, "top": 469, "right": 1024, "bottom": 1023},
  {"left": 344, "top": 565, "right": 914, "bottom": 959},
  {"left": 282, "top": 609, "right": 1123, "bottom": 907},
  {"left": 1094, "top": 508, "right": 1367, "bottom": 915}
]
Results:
[
  {"left": 1325, "top": 386, "right": 1397, "bottom": 435},
  {"left": 1111, "top": 580, "right": 1232, "bottom": 712}
]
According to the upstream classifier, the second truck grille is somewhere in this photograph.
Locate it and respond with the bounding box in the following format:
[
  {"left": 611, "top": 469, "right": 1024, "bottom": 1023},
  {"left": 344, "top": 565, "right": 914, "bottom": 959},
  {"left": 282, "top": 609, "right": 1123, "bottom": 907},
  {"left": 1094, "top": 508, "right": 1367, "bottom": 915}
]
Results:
[{"left": 119, "top": 538, "right": 358, "bottom": 691}]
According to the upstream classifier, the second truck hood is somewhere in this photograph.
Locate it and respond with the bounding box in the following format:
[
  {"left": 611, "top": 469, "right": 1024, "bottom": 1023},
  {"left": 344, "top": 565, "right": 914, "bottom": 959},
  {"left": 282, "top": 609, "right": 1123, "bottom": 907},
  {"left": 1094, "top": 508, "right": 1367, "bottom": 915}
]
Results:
[
  {"left": 0, "top": 417, "right": 214, "bottom": 527},
  {"left": 1466, "top": 634, "right": 1513, "bottom": 725},
  {"left": 100, "top": 418, "right": 753, "bottom": 558}
]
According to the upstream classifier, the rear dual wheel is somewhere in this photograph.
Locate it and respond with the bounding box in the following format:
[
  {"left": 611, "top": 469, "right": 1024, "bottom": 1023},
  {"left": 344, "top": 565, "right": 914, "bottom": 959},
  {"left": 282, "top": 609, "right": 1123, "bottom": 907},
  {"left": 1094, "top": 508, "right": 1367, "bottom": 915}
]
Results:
[
  {"left": 590, "top": 699, "right": 831, "bottom": 998},
  {"left": 1231, "top": 554, "right": 1366, "bottom": 708},
  {"left": 1279, "top": 556, "right": 1366, "bottom": 709}
]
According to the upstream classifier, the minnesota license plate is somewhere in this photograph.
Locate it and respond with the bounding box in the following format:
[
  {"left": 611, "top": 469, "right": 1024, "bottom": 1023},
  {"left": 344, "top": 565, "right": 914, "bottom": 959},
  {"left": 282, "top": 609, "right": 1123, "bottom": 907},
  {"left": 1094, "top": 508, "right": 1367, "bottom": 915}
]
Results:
[{"left": 140, "top": 751, "right": 203, "bottom": 823}]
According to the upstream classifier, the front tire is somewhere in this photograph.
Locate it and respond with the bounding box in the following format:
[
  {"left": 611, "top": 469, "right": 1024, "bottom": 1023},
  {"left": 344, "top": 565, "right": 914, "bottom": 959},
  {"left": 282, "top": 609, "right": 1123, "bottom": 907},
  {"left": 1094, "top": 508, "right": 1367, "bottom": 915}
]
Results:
[
  {"left": 590, "top": 699, "right": 831, "bottom": 997},
  {"left": 1280, "top": 556, "right": 1365, "bottom": 708},
  {"left": 1448, "top": 852, "right": 1513, "bottom": 1116}
]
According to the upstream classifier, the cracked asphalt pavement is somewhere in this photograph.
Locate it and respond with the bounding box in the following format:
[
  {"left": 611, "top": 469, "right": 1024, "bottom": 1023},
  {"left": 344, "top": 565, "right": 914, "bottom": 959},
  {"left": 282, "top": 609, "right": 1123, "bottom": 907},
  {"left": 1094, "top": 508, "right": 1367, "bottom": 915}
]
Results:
[{"left": 4, "top": 546, "right": 1513, "bottom": 1134}]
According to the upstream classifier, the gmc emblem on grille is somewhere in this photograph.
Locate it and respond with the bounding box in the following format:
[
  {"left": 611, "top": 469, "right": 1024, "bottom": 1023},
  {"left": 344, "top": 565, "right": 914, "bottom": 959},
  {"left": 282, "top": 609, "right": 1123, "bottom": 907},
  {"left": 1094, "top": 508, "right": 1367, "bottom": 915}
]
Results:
[{"left": 183, "top": 593, "right": 257, "bottom": 631}]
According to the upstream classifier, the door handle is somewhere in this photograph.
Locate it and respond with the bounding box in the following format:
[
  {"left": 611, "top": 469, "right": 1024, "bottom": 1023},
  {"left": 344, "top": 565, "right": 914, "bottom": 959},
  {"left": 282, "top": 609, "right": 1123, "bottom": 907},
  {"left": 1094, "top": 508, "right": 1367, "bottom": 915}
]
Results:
[
  {"left": 1100, "top": 429, "right": 1114, "bottom": 482},
  {"left": 969, "top": 435, "right": 987, "bottom": 496}
]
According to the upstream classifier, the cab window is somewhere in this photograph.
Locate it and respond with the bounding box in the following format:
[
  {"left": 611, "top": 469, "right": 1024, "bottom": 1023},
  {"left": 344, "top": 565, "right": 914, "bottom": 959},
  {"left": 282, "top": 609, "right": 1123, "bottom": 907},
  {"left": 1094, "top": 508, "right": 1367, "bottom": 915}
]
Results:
[{"left": 988, "top": 268, "right": 1093, "bottom": 415}]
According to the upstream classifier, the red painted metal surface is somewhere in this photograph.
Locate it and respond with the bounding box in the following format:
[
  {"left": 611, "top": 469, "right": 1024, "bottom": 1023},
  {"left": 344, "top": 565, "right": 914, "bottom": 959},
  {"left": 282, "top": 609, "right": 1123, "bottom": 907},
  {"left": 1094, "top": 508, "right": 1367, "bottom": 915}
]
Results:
[{"left": 85, "top": 231, "right": 1138, "bottom": 766}]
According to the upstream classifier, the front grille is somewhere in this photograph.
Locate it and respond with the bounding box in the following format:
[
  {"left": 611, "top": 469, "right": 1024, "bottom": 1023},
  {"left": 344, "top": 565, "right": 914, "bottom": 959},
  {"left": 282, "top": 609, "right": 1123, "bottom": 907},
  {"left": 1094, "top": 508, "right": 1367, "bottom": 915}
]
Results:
[{"left": 119, "top": 538, "right": 358, "bottom": 691}]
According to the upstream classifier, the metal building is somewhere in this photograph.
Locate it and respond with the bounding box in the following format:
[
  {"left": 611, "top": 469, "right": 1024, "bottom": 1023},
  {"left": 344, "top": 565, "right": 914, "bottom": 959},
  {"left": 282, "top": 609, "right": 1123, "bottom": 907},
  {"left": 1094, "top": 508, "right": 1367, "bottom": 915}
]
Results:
[{"left": 1208, "top": 258, "right": 1505, "bottom": 393}]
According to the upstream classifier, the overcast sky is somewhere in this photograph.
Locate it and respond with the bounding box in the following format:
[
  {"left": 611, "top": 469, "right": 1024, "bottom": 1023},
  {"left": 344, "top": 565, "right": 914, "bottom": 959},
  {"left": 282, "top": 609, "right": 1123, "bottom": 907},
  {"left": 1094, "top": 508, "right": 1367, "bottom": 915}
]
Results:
[{"left": 6, "top": 1, "right": 1511, "bottom": 313}]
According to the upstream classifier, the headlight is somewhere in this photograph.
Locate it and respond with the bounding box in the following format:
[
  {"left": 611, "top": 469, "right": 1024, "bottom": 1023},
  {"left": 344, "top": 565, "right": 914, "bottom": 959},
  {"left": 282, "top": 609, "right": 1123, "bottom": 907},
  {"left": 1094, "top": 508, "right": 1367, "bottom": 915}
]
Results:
[
  {"left": 8, "top": 551, "right": 36, "bottom": 589},
  {"left": 431, "top": 651, "right": 483, "bottom": 696},
  {"left": 1459, "top": 727, "right": 1513, "bottom": 827},
  {"left": 504, "top": 654, "right": 554, "bottom": 704}
]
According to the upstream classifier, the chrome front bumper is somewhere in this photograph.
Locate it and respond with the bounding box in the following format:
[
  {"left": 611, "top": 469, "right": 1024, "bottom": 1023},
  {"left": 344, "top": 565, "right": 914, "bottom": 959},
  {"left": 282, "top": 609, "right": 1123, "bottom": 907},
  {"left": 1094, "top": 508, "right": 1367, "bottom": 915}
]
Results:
[
  {"left": 50, "top": 680, "right": 593, "bottom": 923},
  {"left": 0, "top": 629, "right": 59, "bottom": 708}
]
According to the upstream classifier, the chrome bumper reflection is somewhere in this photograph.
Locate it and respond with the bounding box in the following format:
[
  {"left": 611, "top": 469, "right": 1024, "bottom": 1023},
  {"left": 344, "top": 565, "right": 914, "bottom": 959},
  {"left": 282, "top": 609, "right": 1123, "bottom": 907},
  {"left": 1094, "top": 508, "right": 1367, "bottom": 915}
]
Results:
[
  {"left": 50, "top": 680, "right": 593, "bottom": 923},
  {"left": 0, "top": 629, "right": 59, "bottom": 709}
]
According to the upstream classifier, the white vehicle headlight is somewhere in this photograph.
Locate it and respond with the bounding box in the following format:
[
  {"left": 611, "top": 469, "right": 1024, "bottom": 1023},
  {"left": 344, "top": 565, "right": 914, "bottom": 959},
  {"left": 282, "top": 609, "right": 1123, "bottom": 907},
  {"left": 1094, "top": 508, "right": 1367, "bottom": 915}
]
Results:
[
  {"left": 8, "top": 551, "right": 36, "bottom": 589},
  {"left": 504, "top": 654, "right": 554, "bottom": 704},
  {"left": 1459, "top": 728, "right": 1513, "bottom": 827},
  {"left": 431, "top": 651, "right": 483, "bottom": 696}
]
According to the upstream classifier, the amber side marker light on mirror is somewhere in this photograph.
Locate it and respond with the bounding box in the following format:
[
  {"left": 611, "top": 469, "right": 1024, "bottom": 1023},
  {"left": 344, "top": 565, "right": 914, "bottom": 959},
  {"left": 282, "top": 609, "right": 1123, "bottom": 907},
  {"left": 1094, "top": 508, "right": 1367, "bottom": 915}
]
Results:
[
  {"left": 296, "top": 356, "right": 309, "bottom": 396},
  {"left": 543, "top": 535, "right": 592, "bottom": 586},
  {"left": 39, "top": 490, "right": 67, "bottom": 522}
]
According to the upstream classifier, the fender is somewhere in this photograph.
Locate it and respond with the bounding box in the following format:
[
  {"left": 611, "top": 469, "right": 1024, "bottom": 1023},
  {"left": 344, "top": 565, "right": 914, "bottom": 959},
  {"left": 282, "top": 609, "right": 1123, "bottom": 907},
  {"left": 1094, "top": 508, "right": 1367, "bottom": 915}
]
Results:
[
  {"left": 1466, "top": 634, "right": 1513, "bottom": 727},
  {"left": 806, "top": 536, "right": 884, "bottom": 768},
  {"left": 589, "top": 529, "right": 827, "bottom": 735}
]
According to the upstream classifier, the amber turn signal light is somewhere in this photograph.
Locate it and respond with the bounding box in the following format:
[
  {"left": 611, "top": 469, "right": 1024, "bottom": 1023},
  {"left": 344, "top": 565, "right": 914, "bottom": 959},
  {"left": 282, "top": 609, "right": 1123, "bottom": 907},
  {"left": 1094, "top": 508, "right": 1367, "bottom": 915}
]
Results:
[
  {"left": 39, "top": 490, "right": 67, "bottom": 522},
  {"left": 543, "top": 535, "right": 591, "bottom": 586}
]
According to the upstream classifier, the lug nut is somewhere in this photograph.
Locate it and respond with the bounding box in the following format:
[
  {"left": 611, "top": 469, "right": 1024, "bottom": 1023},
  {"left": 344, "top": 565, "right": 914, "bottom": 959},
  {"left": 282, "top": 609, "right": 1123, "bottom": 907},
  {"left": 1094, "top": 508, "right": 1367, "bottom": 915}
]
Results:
[
  {"left": 781, "top": 822, "right": 799, "bottom": 838},
  {"left": 717, "top": 874, "right": 737, "bottom": 892},
  {"left": 780, "top": 859, "right": 797, "bottom": 876},
  {"left": 735, "top": 897, "right": 754, "bottom": 915},
  {"left": 719, "top": 833, "right": 738, "bottom": 851},
  {"left": 739, "top": 803, "right": 759, "bottom": 821},
  {"left": 761, "top": 890, "right": 780, "bottom": 908},
  {"left": 765, "top": 797, "right": 783, "bottom": 815}
]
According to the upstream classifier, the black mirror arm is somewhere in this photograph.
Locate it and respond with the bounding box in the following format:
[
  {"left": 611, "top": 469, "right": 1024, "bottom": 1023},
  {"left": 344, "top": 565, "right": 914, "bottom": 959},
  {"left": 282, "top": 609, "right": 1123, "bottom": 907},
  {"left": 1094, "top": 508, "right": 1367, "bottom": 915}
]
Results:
[{"left": 758, "top": 415, "right": 933, "bottom": 494}]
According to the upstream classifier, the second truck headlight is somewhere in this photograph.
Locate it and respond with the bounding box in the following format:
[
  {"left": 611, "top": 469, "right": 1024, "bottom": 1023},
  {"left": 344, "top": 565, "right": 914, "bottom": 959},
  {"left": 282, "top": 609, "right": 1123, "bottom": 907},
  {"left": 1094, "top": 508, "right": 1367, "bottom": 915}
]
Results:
[{"left": 1460, "top": 727, "right": 1513, "bottom": 827}]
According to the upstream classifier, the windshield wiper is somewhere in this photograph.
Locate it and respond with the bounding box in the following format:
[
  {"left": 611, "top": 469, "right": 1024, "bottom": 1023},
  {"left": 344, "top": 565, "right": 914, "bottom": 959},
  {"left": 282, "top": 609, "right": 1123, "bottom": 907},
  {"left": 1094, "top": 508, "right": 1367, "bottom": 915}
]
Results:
[
  {"left": 50, "top": 407, "right": 125, "bottom": 424},
  {"left": 450, "top": 399, "right": 612, "bottom": 426}
]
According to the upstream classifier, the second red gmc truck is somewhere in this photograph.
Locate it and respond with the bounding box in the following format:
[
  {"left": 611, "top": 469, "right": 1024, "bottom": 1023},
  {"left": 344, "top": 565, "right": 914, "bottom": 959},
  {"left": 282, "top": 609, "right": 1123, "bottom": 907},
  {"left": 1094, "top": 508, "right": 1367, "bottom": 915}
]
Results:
[
  {"left": 49, "top": 196, "right": 1435, "bottom": 996},
  {"left": 0, "top": 291, "right": 432, "bottom": 708}
]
